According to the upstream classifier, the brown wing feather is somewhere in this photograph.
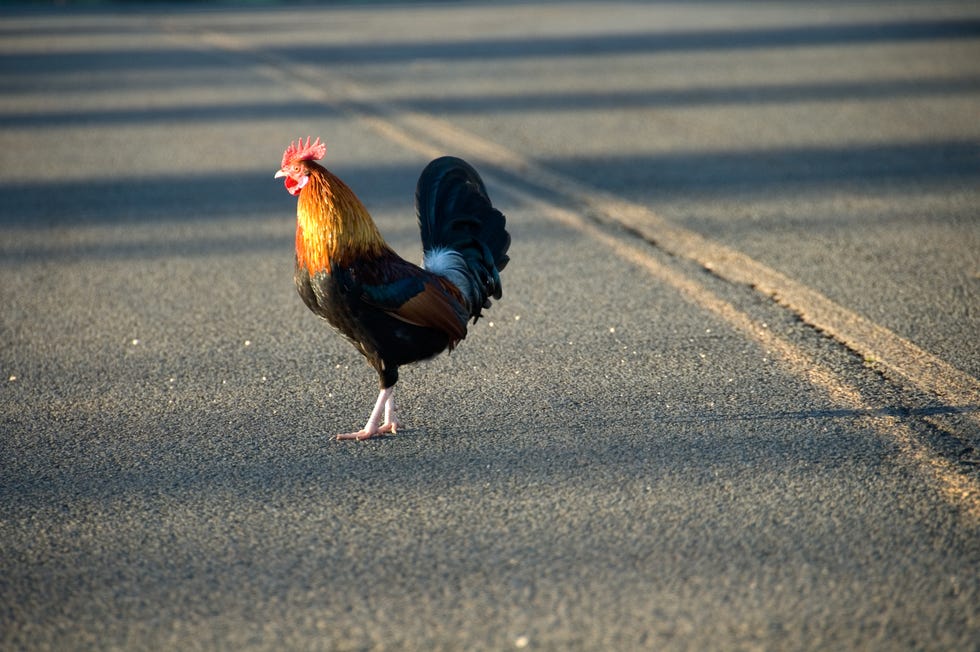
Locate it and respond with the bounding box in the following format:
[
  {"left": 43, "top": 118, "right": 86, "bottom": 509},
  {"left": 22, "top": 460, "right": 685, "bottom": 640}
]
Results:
[{"left": 387, "top": 279, "right": 467, "bottom": 344}]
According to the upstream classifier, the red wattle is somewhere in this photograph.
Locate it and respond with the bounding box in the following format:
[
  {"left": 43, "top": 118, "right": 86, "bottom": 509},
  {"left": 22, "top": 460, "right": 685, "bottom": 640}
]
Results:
[{"left": 284, "top": 174, "right": 310, "bottom": 197}]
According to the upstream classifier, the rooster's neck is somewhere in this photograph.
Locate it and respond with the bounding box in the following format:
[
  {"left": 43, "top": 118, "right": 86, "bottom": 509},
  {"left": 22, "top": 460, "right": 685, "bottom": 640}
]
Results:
[{"left": 295, "top": 165, "right": 389, "bottom": 274}]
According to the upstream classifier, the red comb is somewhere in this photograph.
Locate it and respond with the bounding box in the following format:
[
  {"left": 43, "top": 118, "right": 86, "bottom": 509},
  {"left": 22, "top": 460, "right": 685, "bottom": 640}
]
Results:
[{"left": 281, "top": 137, "right": 326, "bottom": 168}]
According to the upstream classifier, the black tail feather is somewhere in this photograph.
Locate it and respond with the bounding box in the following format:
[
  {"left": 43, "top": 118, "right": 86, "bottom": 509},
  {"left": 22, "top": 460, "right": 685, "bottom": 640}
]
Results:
[{"left": 416, "top": 156, "right": 510, "bottom": 318}]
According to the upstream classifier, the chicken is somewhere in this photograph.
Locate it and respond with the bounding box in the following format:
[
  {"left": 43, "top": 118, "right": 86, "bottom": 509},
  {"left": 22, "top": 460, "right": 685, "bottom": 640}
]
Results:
[{"left": 275, "top": 138, "right": 510, "bottom": 440}]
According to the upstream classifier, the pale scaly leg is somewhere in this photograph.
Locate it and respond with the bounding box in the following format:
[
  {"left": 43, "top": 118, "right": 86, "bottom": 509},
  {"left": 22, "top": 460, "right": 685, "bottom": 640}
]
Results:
[
  {"left": 336, "top": 387, "right": 393, "bottom": 441},
  {"left": 378, "top": 391, "right": 398, "bottom": 434}
]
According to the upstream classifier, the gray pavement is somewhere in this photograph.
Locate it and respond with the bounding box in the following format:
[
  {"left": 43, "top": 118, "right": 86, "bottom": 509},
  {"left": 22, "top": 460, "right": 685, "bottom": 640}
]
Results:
[{"left": 2, "top": 3, "right": 979, "bottom": 650}]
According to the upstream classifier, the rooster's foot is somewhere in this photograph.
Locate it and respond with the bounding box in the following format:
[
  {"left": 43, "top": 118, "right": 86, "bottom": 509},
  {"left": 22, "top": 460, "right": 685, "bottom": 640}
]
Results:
[
  {"left": 336, "top": 429, "right": 385, "bottom": 441},
  {"left": 335, "top": 388, "right": 398, "bottom": 441},
  {"left": 335, "top": 419, "right": 398, "bottom": 441},
  {"left": 379, "top": 420, "right": 398, "bottom": 434}
]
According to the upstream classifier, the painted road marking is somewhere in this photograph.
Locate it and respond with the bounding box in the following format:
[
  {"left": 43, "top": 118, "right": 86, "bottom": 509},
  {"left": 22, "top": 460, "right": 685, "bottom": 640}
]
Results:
[{"left": 173, "top": 25, "right": 980, "bottom": 518}]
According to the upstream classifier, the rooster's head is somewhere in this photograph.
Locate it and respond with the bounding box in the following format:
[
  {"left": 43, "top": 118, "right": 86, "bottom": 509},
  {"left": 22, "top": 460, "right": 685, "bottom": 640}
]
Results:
[{"left": 275, "top": 137, "right": 327, "bottom": 196}]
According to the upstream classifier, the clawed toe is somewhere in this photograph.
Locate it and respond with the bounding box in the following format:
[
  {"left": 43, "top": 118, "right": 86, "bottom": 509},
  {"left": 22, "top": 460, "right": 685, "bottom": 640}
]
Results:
[
  {"left": 335, "top": 422, "right": 398, "bottom": 441},
  {"left": 378, "top": 421, "right": 398, "bottom": 434},
  {"left": 336, "top": 430, "right": 381, "bottom": 441}
]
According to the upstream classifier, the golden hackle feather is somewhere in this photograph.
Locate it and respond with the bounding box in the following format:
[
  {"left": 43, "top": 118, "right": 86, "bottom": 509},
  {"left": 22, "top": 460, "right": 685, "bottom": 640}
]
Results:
[{"left": 295, "top": 163, "right": 389, "bottom": 273}]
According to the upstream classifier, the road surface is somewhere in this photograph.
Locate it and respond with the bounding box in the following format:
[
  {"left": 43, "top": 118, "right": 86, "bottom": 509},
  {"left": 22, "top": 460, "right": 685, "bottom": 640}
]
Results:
[{"left": 2, "top": 2, "right": 979, "bottom": 650}]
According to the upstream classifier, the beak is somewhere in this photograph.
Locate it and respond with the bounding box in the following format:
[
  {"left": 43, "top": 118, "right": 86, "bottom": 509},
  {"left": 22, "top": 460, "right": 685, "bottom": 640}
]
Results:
[{"left": 274, "top": 169, "right": 286, "bottom": 179}]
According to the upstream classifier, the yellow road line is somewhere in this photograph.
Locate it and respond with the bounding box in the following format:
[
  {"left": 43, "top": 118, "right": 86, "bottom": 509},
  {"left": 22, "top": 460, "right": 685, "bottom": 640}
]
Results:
[
  {"left": 180, "top": 26, "right": 980, "bottom": 518},
  {"left": 387, "top": 111, "right": 980, "bottom": 431},
  {"left": 511, "top": 188, "right": 980, "bottom": 520}
]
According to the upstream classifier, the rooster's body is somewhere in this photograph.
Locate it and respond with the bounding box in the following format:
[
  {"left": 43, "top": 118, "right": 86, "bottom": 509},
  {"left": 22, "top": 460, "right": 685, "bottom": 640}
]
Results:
[{"left": 276, "top": 138, "right": 510, "bottom": 440}]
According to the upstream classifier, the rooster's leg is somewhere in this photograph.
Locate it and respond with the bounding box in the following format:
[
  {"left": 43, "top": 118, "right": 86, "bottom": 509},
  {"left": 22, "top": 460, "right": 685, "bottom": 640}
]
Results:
[
  {"left": 378, "top": 391, "right": 398, "bottom": 434},
  {"left": 337, "top": 387, "right": 394, "bottom": 441}
]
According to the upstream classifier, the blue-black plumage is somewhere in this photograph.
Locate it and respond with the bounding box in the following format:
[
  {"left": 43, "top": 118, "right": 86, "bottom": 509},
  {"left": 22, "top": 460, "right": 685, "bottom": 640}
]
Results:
[{"left": 279, "top": 141, "right": 510, "bottom": 440}]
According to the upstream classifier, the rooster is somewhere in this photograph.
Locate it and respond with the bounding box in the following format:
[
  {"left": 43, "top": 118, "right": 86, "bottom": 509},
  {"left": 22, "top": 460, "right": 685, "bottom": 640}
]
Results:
[{"left": 275, "top": 138, "right": 510, "bottom": 440}]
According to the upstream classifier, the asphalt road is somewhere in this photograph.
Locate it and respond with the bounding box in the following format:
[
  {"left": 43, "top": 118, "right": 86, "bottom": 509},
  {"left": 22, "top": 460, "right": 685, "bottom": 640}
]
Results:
[{"left": 2, "top": 2, "right": 979, "bottom": 650}]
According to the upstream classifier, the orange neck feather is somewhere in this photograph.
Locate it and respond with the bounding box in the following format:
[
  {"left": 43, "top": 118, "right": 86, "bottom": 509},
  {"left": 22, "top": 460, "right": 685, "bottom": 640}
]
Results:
[{"left": 295, "top": 164, "right": 389, "bottom": 273}]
